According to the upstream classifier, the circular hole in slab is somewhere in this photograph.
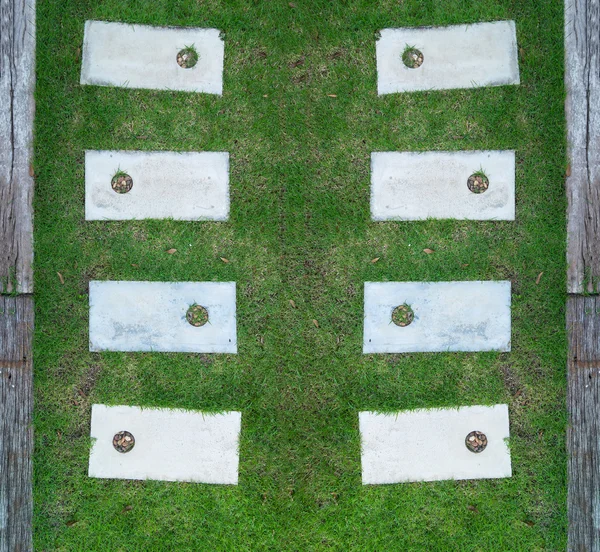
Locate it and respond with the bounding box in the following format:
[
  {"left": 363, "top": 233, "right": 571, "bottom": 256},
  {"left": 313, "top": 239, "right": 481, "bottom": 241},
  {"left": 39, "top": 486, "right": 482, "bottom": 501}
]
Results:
[
  {"left": 113, "top": 431, "right": 135, "bottom": 453},
  {"left": 186, "top": 304, "right": 209, "bottom": 327},
  {"left": 467, "top": 173, "right": 489, "bottom": 194},
  {"left": 111, "top": 173, "right": 133, "bottom": 194},
  {"left": 392, "top": 304, "right": 414, "bottom": 327},
  {"left": 177, "top": 47, "right": 198, "bottom": 69},
  {"left": 465, "top": 430, "right": 488, "bottom": 453},
  {"left": 402, "top": 47, "right": 423, "bottom": 69}
]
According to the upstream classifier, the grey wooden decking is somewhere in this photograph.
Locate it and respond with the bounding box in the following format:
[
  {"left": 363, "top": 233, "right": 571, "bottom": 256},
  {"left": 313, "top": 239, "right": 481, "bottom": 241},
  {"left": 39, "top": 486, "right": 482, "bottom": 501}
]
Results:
[
  {"left": 566, "top": 0, "right": 600, "bottom": 549},
  {"left": 0, "top": 0, "right": 35, "bottom": 549}
]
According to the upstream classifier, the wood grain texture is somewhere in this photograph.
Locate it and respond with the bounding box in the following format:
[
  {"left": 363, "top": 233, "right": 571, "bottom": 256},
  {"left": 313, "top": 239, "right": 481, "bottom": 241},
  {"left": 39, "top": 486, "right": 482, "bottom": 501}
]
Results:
[
  {"left": 0, "top": 0, "right": 35, "bottom": 294},
  {"left": 0, "top": 295, "right": 33, "bottom": 552},
  {"left": 567, "top": 295, "right": 600, "bottom": 551},
  {"left": 565, "top": 0, "right": 600, "bottom": 293}
]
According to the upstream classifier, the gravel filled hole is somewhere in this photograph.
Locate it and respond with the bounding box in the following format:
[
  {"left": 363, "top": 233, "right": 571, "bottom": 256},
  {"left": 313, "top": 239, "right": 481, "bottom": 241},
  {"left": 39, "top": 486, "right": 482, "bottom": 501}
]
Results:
[
  {"left": 392, "top": 304, "right": 414, "bottom": 327},
  {"left": 186, "top": 304, "right": 209, "bottom": 327},
  {"left": 177, "top": 46, "right": 198, "bottom": 68},
  {"left": 467, "top": 172, "right": 489, "bottom": 194},
  {"left": 111, "top": 172, "right": 133, "bottom": 194},
  {"left": 113, "top": 431, "right": 135, "bottom": 453},
  {"left": 465, "top": 431, "right": 488, "bottom": 453},
  {"left": 402, "top": 46, "right": 424, "bottom": 68}
]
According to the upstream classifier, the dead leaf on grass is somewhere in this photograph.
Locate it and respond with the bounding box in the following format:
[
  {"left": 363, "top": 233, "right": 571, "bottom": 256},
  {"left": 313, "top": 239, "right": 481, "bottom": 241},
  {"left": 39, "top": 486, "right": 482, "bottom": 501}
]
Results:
[
  {"left": 220, "top": 257, "right": 230, "bottom": 263},
  {"left": 535, "top": 271, "right": 543, "bottom": 284},
  {"left": 312, "top": 319, "right": 319, "bottom": 328},
  {"left": 423, "top": 248, "right": 434, "bottom": 254},
  {"left": 289, "top": 300, "right": 297, "bottom": 308},
  {"left": 327, "top": 94, "right": 337, "bottom": 97},
  {"left": 566, "top": 164, "right": 571, "bottom": 177},
  {"left": 57, "top": 272, "right": 65, "bottom": 285},
  {"left": 371, "top": 257, "right": 380, "bottom": 263},
  {"left": 166, "top": 248, "right": 177, "bottom": 254}
]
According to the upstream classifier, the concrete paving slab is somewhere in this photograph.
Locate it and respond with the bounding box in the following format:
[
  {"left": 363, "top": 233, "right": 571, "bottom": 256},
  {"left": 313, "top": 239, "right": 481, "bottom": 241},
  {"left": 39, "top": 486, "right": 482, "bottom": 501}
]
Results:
[
  {"left": 360, "top": 404, "right": 512, "bottom": 484},
  {"left": 371, "top": 150, "right": 515, "bottom": 221},
  {"left": 89, "top": 404, "right": 241, "bottom": 483},
  {"left": 89, "top": 281, "right": 237, "bottom": 353},
  {"left": 81, "top": 20, "right": 224, "bottom": 94},
  {"left": 377, "top": 21, "right": 519, "bottom": 94},
  {"left": 363, "top": 281, "right": 511, "bottom": 353},
  {"left": 85, "top": 150, "right": 229, "bottom": 221}
]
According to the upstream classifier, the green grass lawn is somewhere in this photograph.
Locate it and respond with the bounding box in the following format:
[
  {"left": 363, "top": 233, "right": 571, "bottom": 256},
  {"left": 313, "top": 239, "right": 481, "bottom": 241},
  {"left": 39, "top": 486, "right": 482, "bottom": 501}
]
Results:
[{"left": 33, "top": 0, "right": 567, "bottom": 549}]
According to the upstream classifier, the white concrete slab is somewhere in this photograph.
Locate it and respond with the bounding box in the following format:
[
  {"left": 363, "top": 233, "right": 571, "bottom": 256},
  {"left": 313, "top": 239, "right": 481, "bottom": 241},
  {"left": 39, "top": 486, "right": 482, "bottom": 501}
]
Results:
[
  {"left": 85, "top": 150, "right": 229, "bottom": 221},
  {"left": 363, "top": 281, "right": 511, "bottom": 353},
  {"left": 360, "top": 405, "right": 512, "bottom": 484},
  {"left": 81, "top": 21, "right": 224, "bottom": 94},
  {"left": 376, "top": 21, "right": 520, "bottom": 94},
  {"left": 371, "top": 150, "right": 515, "bottom": 221},
  {"left": 89, "top": 404, "right": 241, "bottom": 483},
  {"left": 89, "top": 281, "right": 237, "bottom": 353}
]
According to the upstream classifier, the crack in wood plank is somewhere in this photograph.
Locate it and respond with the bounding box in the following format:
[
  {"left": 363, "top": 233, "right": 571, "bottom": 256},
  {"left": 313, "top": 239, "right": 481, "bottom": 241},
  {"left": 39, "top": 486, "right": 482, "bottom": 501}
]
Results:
[
  {"left": 0, "top": 0, "right": 35, "bottom": 294},
  {"left": 0, "top": 295, "right": 33, "bottom": 552},
  {"left": 566, "top": 0, "right": 600, "bottom": 293},
  {"left": 568, "top": 295, "right": 600, "bottom": 551}
]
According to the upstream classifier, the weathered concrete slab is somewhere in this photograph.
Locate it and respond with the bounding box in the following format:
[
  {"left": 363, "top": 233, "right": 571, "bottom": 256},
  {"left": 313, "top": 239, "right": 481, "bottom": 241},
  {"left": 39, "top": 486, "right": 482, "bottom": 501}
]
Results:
[
  {"left": 376, "top": 21, "right": 520, "bottom": 94},
  {"left": 81, "top": 21, "right": 224, "bottom": 94},
  {"left": 89, "top": 281, "right": 237, "bottom": 353},
  {"left": 363, "top": 281, "right": 511, "bottom": 353},
  {"left": 89, "top": 404, "right": 241, "bottom": 483},
  {"left": 85, "top": 150, "right": 229, "bottom": 221},
  {"left": 371, "top": 151, "right": 515, "bottom": 221},
  {"left": 360, "top": 404, "right": 512, "bottom": 484}
]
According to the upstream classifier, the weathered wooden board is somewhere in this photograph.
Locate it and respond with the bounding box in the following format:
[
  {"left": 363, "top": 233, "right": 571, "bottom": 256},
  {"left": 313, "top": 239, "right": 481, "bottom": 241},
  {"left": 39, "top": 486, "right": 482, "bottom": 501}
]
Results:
[
  {"left": 0, "top": 0, "right": 36, "bottom": 294},
  {"left": 567, "top": 295, "right": 600, "bottom": 551},
  {"left": 565, "top": 0, "right": 600, "bottom": 293},
  {"left": 0, "top": 295, "right": 33, "bottom": 552}
]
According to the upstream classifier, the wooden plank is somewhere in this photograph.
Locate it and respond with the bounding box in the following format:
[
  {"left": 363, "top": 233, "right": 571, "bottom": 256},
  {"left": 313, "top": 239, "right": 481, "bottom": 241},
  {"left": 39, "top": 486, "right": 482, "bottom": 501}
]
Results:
[
  {"left": 0, "top": 0, "right": 35, "bottom": 294},
  {"left": 565, "top": 0, "right": 600, "bottom": 293},
  {"left": 0, "top": 295, "right": 33, "bottom": 552},
  {"left": 567, "top": 295, "right": 600, "bottom": 551}
]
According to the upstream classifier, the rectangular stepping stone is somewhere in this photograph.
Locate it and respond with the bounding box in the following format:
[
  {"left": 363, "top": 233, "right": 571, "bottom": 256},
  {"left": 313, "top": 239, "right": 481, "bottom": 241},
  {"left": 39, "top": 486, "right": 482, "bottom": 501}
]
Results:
[
  {"left": 376, "top": 21, "right": 520, "bottom": 94},
  {"left": 363, "top": 281, "right": 511, "bottom": 353},
  {"left": 89, "top": 281, "right": 237, "bottom": 353},
  {"left": 360, "top": 404, "right": 512, "bottom": 484},
  {"left": 85, "top": 150, "right": 229, "bottom": 221},
  {"left": 81, "top": 20, "right": 224, "bottom": 94},
  {"left": 371, "top": 150, "right": 515, "bottom": 221},
  {"left": 89, "top": 404, "right": 241, "bottom": 483}
]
